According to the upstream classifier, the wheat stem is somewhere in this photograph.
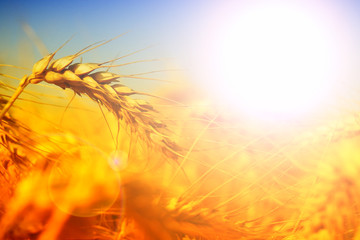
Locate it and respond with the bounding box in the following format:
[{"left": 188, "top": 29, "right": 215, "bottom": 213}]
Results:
[{"left": 0, "top": 76, "right": 29, "bottom": 120}]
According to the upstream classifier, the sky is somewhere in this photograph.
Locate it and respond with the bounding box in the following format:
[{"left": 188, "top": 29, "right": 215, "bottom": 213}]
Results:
[
  {"left": 0, "top": 0, "right": 210, "bottom": 92},
  {"left": 1, "top": 0, "right": 359, "bottom": 74},
  {"left": 0, "top": 0, "right": 204, "bottom": 62},
  {"left": 1, "top": 0, "right": 360, "bottom": 120}
]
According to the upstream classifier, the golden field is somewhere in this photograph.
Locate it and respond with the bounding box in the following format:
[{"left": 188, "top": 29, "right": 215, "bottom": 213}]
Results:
[{"left": 1, "top": 33, "right": 360, "bottom": 240}]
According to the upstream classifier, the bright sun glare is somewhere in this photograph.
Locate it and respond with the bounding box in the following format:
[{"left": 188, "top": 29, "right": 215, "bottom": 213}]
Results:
[{"left": 195, "top": 1, "right": 355, "bottom": 121}]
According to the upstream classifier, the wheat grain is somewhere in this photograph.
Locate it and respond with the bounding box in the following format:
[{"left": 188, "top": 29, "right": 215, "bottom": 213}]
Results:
[{"left": 0, "top": 36, "right": 180, "bottom": 160}]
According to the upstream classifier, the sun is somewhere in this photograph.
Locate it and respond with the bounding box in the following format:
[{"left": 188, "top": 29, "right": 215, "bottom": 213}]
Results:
[{"left": 193, "top": 1, "right": 356, "bottom": 121}]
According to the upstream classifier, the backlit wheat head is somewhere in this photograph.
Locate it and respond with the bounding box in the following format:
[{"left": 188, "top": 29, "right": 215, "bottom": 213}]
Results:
[{"left": 0, "top": 35, "right": 180, "bottom": 160}]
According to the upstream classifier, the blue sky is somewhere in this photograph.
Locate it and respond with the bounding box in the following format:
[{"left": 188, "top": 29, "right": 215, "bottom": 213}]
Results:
[{"left": 0, "top": 0, "right": 205, "bottom": 58}]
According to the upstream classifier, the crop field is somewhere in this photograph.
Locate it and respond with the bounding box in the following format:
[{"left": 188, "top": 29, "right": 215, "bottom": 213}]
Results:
[{"left": 1, "top": 1, "right": 360, "bottom": 239}]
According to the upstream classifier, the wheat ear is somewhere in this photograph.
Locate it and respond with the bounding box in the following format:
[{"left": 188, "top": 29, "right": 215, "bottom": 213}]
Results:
[{"left": 0, "top": 36, "right": 180, "bottom": 158}]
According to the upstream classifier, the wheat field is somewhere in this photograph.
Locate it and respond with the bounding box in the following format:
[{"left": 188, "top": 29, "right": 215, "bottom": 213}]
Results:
[{"left": 1, "top": 20, "right": 360, "bottom": 240}]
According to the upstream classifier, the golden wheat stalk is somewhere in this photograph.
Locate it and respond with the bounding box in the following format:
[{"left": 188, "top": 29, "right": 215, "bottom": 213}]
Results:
[{"left": 0, "top": 36, "right": 181, "bottom": 159}]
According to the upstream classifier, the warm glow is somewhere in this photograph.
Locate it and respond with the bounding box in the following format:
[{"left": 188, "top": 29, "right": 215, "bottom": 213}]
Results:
[{"left": 194, "top": 1, "right": 355, "bottom": 120}]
